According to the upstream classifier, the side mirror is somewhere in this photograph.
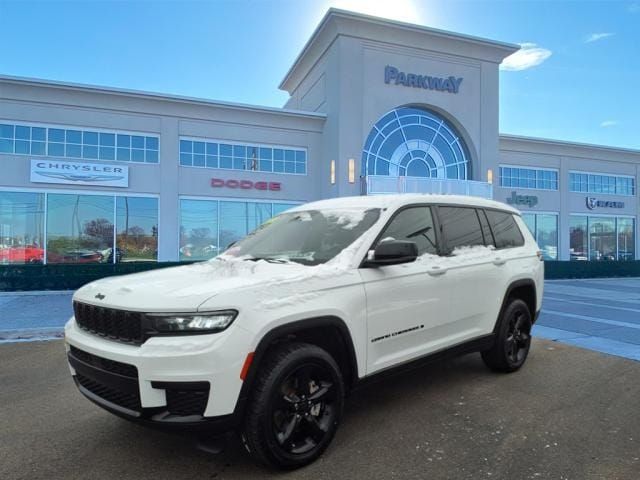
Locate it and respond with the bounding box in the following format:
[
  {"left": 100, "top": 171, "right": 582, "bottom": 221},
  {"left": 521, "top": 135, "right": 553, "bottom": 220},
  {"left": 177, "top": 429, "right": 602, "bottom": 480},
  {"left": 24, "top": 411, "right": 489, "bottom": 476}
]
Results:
[{"left": 364, "top": 240, "right": 419, "bottom": 267}]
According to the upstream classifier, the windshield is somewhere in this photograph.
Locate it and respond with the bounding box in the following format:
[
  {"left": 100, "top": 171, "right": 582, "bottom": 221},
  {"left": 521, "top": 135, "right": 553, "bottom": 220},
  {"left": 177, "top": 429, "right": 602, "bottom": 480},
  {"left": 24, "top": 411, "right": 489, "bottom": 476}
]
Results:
[{"left": 221, "top": 208, "right": 381, "bottom": 266}]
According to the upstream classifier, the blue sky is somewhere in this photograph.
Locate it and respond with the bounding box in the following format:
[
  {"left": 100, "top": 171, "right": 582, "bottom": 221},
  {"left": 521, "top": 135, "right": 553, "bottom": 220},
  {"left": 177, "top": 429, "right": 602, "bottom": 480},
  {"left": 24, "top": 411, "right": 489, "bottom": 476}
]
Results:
[{"left": 0, "top": 0, "right": 638, "bottom": 149}]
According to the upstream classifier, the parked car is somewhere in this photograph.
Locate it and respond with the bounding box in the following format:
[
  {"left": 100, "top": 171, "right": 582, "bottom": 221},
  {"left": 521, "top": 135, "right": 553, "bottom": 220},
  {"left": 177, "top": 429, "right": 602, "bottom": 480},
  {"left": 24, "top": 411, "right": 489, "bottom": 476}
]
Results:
[
  {"left": 64, "top": 194, "right": 544, "bottom": 469},
  {"left": 0, "top": 245, "right": 44, "bottom": 264}
]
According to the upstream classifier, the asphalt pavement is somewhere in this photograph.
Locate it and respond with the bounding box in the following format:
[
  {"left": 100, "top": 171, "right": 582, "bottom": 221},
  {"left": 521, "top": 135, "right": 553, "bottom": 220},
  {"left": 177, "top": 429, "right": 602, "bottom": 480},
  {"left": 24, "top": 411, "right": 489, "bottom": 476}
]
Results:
[{"left": 1, "top": 338, "right": 639, "bottom": 480}]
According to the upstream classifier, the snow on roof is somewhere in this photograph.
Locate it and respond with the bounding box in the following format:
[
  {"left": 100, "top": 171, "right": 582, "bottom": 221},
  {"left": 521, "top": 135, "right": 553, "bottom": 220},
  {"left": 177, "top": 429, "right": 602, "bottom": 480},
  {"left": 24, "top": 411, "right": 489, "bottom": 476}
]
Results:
[{"left": 289, "top": 194, "right": 519, "bottom": 214}]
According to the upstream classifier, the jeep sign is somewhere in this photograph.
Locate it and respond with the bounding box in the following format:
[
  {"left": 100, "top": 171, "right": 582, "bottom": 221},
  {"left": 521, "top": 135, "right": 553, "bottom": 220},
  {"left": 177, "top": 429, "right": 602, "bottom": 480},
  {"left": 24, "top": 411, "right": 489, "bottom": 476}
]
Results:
[
  {"left": 210, "top": 178, "right": 281, "bottom": 191},
  {"left": 506, "top": 191, "right": 538, "bottom": 208}
]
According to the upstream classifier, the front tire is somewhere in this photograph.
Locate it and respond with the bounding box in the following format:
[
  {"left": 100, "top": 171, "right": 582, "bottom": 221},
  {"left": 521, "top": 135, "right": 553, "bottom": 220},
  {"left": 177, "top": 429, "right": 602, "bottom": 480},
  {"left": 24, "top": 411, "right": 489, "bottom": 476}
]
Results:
[
  {"left": 482, "top": 298, "right": 532, "bottom": 373},
  {"left": 241, "top": 342, "right": 344, "bottom": 470}
]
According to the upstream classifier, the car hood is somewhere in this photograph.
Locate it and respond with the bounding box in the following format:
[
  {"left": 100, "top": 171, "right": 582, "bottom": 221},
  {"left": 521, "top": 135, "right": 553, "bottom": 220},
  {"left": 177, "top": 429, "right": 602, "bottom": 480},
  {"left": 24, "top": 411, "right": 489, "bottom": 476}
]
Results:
[{"left": 73, "top": 255, "right": 358, "bottom": 312}]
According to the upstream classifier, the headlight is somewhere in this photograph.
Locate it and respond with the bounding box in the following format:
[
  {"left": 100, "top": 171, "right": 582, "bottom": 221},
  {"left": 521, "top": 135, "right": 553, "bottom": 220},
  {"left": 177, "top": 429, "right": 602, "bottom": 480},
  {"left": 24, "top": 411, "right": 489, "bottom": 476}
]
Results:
[{"left": 146, "top": 310, "right": 238, "bottom": 334}]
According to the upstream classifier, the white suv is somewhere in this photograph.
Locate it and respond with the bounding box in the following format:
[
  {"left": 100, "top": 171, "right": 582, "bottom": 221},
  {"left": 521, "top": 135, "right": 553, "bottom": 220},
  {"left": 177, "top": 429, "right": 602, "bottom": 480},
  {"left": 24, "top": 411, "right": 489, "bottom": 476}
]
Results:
[{"left": 65, "top": 194, "right": 543, "bottom": 469}]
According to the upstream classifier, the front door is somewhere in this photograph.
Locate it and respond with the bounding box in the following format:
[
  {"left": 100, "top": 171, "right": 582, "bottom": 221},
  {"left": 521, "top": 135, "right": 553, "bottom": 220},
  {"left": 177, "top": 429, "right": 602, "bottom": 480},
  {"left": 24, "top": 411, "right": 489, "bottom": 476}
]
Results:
[{"left": 360, "top": 205, "right": 452, "bottom": 374}]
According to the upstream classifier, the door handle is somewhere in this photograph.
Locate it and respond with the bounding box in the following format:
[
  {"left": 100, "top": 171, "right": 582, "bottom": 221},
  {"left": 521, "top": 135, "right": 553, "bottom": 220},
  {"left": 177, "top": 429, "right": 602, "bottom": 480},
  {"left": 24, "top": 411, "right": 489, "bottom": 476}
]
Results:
[
  {"left": 493, "top": 257, "right": 506, "bottom": 266},
  {"left": 427, "top": 265, "right": 447, "bottom": 276}
]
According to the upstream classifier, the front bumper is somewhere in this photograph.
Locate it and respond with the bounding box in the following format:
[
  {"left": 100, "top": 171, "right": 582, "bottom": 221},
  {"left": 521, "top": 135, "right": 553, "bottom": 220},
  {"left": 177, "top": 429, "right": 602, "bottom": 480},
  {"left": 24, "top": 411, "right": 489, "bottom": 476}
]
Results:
[{"left": 64, "top": 317, "right": 251, "bottom": 431}]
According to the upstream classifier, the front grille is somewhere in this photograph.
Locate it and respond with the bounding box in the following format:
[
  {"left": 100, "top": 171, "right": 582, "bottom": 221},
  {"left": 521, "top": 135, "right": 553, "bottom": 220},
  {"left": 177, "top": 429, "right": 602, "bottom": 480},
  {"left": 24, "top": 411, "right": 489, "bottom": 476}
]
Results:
[
  {"left": 76, "top": 373, "right": 141, "bottom": 412},
  {"left": 74, "top": 301, "right": 144, "bottom": 345},
  {"left": 166, "top": 388, "right": 210, "bottom": 416},
  {"left": 69, "top": 346, "right": 138, "bottom": 378}
]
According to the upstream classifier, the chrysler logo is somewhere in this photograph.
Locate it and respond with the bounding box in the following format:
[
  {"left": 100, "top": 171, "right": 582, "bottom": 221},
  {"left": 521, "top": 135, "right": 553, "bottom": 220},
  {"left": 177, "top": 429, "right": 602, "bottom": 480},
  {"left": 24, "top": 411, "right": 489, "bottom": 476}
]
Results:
[
  {"left": 35, "top": 171, "right": 125, "bottom": 183},
  {"left": 95, "top": 293, "right": 106, "bottom": 300}
]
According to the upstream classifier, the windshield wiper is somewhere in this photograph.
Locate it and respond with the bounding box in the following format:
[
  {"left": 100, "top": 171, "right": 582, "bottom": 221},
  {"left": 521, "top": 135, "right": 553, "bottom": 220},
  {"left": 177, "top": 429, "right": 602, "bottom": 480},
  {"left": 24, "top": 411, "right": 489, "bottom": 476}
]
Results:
[{"left": 243, "top": 256, "right": 292, "bottom": 264}]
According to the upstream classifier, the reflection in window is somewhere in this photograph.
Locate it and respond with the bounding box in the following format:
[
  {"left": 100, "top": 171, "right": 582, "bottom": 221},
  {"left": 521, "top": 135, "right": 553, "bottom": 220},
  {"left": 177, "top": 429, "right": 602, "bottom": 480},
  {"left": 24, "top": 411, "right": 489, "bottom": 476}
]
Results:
[
  {"left": 439, "top": 207, "right": 484, "bottom": 250},
  {"left": 0, "top": 192, "right": 45, "bottom": 264},
  {"left": 569, "top": 217, "right": 588, "bottom": 261},
  {"left": 618, "top": 218, "right": 635, "bottom": 261},
  {"left": 116, "top": 197, "right": 158, "bottom": 262},
  {"left": 179, "top": 199, "right": 218, "bottom": 261},
  {"left": 484, "top": 210, "right": 524, "bottom": 249},
  {"left": 589, "top": 217, "right": 616, "bottom": 261},
  {"left": 377, "top": 206, "right": 437, "bottom": 255},
  {"left": 522, "top": 213, "right": 558, "bottom": 260},
  {"left": 570, "top": 215, "right": 634, "bottom": 261},
  {"left": 46, "top": 194, "right": 114, "bottom": 264},
  {"left": 179, "top": 199, "right": 300, "bottom": 261}
]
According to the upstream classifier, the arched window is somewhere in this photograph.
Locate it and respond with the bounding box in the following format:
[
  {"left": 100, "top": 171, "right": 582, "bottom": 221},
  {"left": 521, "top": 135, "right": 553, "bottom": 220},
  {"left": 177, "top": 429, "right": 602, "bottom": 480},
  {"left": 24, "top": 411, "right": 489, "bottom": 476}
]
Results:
[{"left": 362, "top": 106, "right": 469, "bottom": 180}]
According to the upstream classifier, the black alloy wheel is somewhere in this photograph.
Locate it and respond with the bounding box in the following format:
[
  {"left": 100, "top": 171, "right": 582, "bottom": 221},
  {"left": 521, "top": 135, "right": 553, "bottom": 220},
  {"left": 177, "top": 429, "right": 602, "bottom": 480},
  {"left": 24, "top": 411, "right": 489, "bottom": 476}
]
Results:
[
  {"left": 271, "top": 363, "right": 338, "bottom": 455},
  {"left": 242, "top": 342, "right": 344, "bottom": 469},
  {"left": 482, "top": 298, "right": 532, "bottom": 373}
]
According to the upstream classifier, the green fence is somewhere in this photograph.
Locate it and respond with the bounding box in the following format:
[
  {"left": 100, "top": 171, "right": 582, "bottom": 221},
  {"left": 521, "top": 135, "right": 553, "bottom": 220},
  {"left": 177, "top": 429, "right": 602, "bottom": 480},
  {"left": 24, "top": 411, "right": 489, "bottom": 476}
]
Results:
[
  {"left": 544, "top": 260, "right": 640, "bottom": 279},
  {"left": 2, "top": 260, "right": 640, "bottom": 291},
  {"left": 0, "top": 262, "right": 194, "bottom": 291}
]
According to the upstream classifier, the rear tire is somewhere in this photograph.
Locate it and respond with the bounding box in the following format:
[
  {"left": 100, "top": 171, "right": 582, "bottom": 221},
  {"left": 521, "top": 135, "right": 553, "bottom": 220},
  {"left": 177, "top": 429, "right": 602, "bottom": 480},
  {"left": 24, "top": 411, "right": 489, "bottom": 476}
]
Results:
[
  {"left": 241, "top": 342, "right": 344, "bottom": 470},
  {"left": 482, "top": 298, "right": 532, "bottom": 373}
]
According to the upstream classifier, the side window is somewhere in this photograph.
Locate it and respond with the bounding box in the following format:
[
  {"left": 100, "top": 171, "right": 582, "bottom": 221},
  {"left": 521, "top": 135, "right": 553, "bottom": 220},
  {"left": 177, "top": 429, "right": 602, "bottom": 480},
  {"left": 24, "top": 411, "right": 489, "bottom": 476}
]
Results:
[
  {"left": 376, "top": 206, "right": 438, "bottom": 255},
  {"left": 438, "top": 206, "right": 485, "bottom": 251},
  {"left": 485, "top": 210, "right": 525, "bottom": 248}
]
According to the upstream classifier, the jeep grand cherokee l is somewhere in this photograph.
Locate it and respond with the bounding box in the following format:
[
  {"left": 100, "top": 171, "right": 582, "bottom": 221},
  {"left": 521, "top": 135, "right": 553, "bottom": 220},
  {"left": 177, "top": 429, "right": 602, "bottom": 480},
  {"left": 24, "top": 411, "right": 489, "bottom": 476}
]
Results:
[{"left": 65, "top": 194, "right": 544, "bottom": 469}]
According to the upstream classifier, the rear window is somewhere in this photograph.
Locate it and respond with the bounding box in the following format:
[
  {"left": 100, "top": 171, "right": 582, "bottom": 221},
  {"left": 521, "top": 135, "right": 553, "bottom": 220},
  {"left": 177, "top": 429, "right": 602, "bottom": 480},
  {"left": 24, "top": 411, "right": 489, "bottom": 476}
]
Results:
[
  {"left": 485, "top": 210, "right": 525, "bottom": 249},
  {"left": 439, "top": 206, "right": 485, "bottom": 250}
]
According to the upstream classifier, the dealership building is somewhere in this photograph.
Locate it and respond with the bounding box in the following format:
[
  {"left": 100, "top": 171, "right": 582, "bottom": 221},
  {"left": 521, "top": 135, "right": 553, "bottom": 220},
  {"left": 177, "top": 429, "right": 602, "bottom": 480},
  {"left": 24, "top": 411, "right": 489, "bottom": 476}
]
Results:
[{"left": 1, "top": 8, "right": 639, "bottom": 265}]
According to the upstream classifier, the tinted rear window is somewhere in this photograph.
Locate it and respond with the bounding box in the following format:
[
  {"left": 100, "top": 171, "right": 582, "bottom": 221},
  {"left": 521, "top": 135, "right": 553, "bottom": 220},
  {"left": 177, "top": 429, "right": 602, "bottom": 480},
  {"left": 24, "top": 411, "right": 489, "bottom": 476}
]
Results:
[
  {"left": 439, "top": 206, "right": 484, "bottom": 250},
  {"left": 485, "top": 210, "right": 525, "bottom": 248}
]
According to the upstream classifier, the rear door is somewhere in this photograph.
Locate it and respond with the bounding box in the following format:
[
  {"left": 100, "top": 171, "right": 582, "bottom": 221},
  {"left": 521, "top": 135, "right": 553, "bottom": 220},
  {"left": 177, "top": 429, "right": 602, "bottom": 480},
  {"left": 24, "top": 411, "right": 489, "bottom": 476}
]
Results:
[
  {"left": 360, "top": 205, "right": 454, "bottom": 374},
  {"left": 436, "top": 205, "right": 504, "bottom": 340}
]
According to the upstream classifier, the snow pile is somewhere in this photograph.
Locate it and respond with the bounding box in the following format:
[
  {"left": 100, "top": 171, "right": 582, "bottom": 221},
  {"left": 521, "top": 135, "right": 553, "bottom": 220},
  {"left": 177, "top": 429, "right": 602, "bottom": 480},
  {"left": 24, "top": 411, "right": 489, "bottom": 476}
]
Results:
[{"left": 322, "top": 209, "right": 367, "bottom": 230}]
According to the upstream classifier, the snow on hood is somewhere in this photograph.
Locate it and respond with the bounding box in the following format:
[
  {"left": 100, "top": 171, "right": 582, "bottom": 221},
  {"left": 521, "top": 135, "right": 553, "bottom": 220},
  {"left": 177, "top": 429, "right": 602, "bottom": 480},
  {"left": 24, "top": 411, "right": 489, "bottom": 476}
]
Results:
[{"left": 76, "top": 235, "right": 367, "bottom": 312}]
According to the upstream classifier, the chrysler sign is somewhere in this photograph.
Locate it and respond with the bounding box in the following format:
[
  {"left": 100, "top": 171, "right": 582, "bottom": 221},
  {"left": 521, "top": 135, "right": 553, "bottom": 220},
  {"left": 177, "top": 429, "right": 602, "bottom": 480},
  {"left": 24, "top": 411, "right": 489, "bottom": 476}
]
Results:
[
  {"left": 211, "top": 178, "right": 281, "bottom": 191},
  {"left": 30, "top": 160, "right": 129, "bottom": 187},
  {"left": 384, "top": 65, "right": 463, "bottom": 94}
]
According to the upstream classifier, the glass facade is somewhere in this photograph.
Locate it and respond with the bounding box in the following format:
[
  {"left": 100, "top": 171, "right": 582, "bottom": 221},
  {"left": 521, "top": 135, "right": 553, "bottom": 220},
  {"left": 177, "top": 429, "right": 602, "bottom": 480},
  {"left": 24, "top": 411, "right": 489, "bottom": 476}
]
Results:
[
  {"left": 179, "top": 199, "right": 299, "bottom": 261},
  {"left": 569, "top": 215, "right": 634, "bottom": 261},
  {"left": 1, "top": 191, "right": 157, "bottom": 264},
  {"left": 521, "top": 213, "right": 558, "bottom": 260},
  {"left": 0, "top": 192, "right": 45, "bottom": 264},
  {"left": 499, "top": 166, "right": 558, "bottom": 190},
  {"left": 569, "top": 172, "right": 635, "bottom": 196},
  {"left": 362, "top": 106, "right": 469, "bottom": 180},
  {"left": 179, "top": 138, "right": 306, "bottom": 174},
  {"left": 0, "top": 122, "right": 159, "bottom": 163}
]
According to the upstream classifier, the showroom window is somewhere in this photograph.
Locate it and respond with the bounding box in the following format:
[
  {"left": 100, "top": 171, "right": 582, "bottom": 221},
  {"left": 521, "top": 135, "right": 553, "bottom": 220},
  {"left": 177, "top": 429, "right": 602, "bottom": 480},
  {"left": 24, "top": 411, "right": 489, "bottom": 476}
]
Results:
[
  {"left": 521, "top": 213, "right": 558, "bottom": 260},
  {"left": 0, "top": 122, "right": 159, "bottom": 163},
  {"left": 179, "top": 199, "right": 300, "bottom": 260},
  {"left": 361, "top": 106, "right": 469, "bottom": 180},
  {"left": 0, "top": 191, "right": 45, "bottom": 264},
  {"left": 569, "top": 172, "right": 635, "bottom": 196},
  {"left": 499, "top": 166, "right": 558, "bottom": 190},
  {"left": 179, "top": 138, "right": 306, "bottom": 174},
  {"left": 569, "top": 215, "right": 635, "bottom": 261},
  {"left": 0, "top": 191, "right": 158, "bottom": 265}
]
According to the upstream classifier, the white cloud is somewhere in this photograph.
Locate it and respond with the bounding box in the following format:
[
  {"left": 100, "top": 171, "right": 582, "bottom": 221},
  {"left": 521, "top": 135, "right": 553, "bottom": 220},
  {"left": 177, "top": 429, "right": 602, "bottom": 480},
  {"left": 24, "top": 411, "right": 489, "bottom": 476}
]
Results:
[
  {"left": 500, "top": 43, "right": 552, "bottom": 71},
  {"left": 600, "top": 120, "right": 618, "bottom": 127},
  {"left": 585, "top": 32, "right": 615, "bottom": 43}
]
